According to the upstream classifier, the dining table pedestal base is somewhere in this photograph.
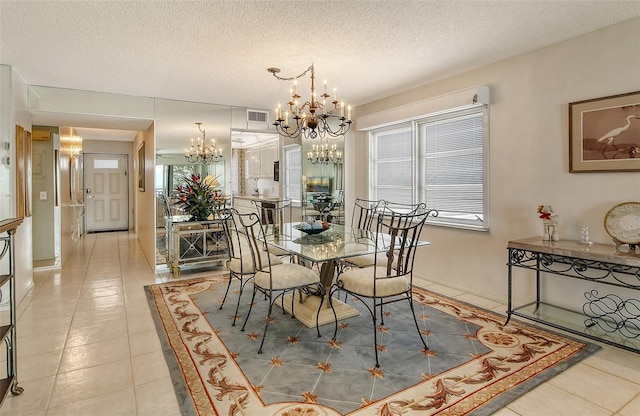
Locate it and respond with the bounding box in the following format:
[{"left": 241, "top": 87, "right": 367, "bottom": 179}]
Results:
[{"left": 280, "top": 293, "right": 359, "bottom": 328}]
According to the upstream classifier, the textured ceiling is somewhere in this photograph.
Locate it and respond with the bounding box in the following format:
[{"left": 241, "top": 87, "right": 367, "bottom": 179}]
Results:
[{"left": 2, "top": 0, "right": 640, "bottom": 146}]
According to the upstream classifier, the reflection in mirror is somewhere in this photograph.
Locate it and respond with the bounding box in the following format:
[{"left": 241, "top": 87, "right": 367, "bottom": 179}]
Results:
[
  {"left": 153, "top": 99, "right": 232, "bottom": 268},
  {"left": 69, "top": 154, "right": 82, "bottom": 203},
  {"left": 301, "top": 136, "right": 344, "bottom": 224},
  {"left": 155, "top": 155, "right": 225, "bottom": 198},
  {"left": 282, "top": 143, "right": 302, "bottom": 205}
]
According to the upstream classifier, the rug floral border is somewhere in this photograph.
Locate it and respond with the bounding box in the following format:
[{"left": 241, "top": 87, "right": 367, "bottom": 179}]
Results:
[{"left": 146, "top": 276, "right": 597, "bottom": 416}]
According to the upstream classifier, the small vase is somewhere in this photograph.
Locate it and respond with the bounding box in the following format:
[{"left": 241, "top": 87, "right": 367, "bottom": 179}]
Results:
[{"left": 190, "top": 212, "right": 211, "bottom": 221}]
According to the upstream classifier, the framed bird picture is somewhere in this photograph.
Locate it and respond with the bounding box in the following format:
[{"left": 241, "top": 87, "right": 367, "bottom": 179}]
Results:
[{"left": 569, "top": 90, "right": 640, "bottom": 172}]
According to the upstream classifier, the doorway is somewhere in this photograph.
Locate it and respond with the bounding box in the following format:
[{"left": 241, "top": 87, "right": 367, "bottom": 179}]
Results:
[{"left": 83, "top": 153, "right": 129, "bottom": 232}]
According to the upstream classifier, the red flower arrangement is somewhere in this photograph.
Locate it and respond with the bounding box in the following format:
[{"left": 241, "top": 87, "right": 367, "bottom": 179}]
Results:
[{"left": 175, "top": 174, "right": 221, "bottom": 220}]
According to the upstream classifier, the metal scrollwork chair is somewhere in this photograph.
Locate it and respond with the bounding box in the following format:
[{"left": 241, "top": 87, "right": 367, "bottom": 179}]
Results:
[
  {"left": 340, "top": 198, "right": 385, "bottom": 269},
  {"left": 346, "top": 201, "right": 434, "bottom": 269},
  {"left": 328, "top": 189, "right": 345, "bottom": 224},
  {"left": 219, "top": 209, "right": 283, "bottom": 326},
  {"left": 328, "top": 205, "right": 435, "bottom": 368},
  {"left": 235, "top": 210, "right": 324, "bottom": 354},
  {"left": 352, "top": 197, "right": 383, "bottom": 231},
  {"left": 156, "top": 194, "right": 172, "bottom": 243},
  {"left": 251, "top": 199, "right": 293, "bottom": 260}
]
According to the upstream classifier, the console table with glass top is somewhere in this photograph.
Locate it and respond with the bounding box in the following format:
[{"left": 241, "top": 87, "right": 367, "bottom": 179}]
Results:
[
  {"left": 165, "top": 214, "right": 228, "bottom": 277},
  {"left": 506, "top": 237, "right": 640, "bottom": 353}
]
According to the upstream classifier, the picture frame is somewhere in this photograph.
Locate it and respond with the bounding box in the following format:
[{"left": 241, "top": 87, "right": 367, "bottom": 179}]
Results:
[
  {"left": 54, "top": 149, "right": 60, "bottom": 207},
  {"left": 569, "top": 91, "right": 640, "bottom": 172},
  {"left": 137, "top": 142, "right": 145, "bottom": 191},
  {"left": 24, "top": 130, "right": 32, "bottom": 217},
  {"left": 15, "top": 125, "right": 25, "bottom": 219}
]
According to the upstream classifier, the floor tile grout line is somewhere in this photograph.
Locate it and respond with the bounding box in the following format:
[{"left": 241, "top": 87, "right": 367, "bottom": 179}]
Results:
[
  {"left": 43, "top": 232, "right": 97, "bottom": 412},
  {"left": 116, "top": 231, "right": 141, "bottom": 416}
]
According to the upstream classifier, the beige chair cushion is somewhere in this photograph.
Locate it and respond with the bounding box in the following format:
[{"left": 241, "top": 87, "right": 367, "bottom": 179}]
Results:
[
  {"left": 267, "top": 245, "right": 291, "bottom": 257},
  {"left": 254, "top": 263, "right": 320, "bottom": 290},
  {"left": 345, "top": 252, "right": 398, "bottom": 269},
  {"left": 338, "top": 267, "right": 408, "bottom": 297},
  {"left": 229, "top": 252, "right": 282, "bottom": 274},
  {"left": 345, "top": 254, "right": 376, "bottom": 268}
]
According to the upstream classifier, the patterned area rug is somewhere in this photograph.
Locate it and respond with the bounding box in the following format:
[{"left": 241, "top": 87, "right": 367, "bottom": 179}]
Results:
[{"left": 145, "top": 275, "right": 599, "bottom": 416}]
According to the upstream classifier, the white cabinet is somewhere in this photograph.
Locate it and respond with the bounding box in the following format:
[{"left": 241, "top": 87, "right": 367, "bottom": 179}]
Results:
[
  {"left": 245, "top": 142, "right": 278, "bottom": 178},
  {"left": 245, "top": 148, "right": 261, "bottom": 178},
  {"left": 260, "top": 143, "right": 278, "bottom": 178}
]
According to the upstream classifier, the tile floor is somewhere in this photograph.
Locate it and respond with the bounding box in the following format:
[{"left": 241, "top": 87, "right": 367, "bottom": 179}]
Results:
[{"left": 0, "top": 231, "right": 639, "bottom": 415}]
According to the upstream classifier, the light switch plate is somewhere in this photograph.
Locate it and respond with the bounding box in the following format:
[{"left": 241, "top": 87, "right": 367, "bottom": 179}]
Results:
[{"left": 40, "top": 191, "right": 47, "bottom": 200}]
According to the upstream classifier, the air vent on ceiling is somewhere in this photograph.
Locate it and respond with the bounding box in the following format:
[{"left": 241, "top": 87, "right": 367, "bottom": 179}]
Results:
[{"left": 247, "top": 109, "right": 268, "bottom": 124}]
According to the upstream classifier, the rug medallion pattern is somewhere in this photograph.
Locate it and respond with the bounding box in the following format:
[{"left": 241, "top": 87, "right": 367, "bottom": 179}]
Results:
[{"left": 146, "top": 276, "right": 596, "bottom": 416}]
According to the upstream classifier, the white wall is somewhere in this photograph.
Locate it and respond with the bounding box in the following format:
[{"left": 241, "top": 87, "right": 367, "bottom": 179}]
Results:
[
  {"left": 31, "top": 136, "right": 55, "bottom": 261},
  {"left": 0, "top": 66, "right": 11, "bottom": 219},
  {"left": 133, "top": 127, "right": 156, "bottom": 270},
  {"left": 10, "top": 67, "right": 34, "bottom": 303},
  {"left": 353, "top": 17, "right": 640, "bottom": 308}
]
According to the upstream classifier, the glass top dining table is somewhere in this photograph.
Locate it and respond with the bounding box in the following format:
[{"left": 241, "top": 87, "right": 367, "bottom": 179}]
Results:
[
  {"left": 264, "top": 223, "right": 429, "bottom": 262},
  {"left": 261, "top": 222, "right": 431, "bottom": 327},
  {"left": 265, "top": 224, "right": 372, "bottom": 262}
]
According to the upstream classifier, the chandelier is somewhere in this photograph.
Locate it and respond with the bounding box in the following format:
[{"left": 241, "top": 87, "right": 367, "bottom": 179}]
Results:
[
  {"left": 307, "top": 141, "right": 342, "bottom": 165},
  {"left": 268, "top": 64, "right": 352, "bottom": 140},
  {"left": 184, "top": 122, "right": 223, "bottom": 164}
]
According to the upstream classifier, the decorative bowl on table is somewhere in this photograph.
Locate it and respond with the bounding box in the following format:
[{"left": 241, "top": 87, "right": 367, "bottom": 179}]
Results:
[{"left": 295, "top": 221, "right": 332, "bottom": 235}]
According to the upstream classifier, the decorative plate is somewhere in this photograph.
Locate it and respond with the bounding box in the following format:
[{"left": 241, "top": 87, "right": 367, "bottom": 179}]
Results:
[
  {"left": 604, "top": 202, "right": 640, "bottom": 245},
  {"left": 295, "top": 224, "right": 332, "bottom": 234}
]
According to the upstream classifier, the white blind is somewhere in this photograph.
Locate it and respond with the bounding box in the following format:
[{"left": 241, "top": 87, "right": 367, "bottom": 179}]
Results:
[
  {"left": 419, "top": 110, "right": 484, "bottom": 217},
  {"left": 284, "top": 146, "right": 301, "bottom": 203},
  {"left": 369, "top": 105, "right": 488, "bottom": 230},
  {"left": 372, "top": 126, "right": 413, "bottom": 204}
]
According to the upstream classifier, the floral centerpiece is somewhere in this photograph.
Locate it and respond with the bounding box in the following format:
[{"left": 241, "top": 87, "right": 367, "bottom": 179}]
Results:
[{"left": 175, "top": 174, "right": 222, "bottom": 220}]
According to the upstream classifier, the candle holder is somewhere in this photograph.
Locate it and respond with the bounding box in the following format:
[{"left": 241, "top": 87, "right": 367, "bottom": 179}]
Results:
[{"left": 578, "top": 225, "right": 593, "bottom": 246}]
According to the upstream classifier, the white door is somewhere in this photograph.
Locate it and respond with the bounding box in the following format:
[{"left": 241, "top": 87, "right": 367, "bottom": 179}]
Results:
[{"left": 84, "top": 154, "right": 129, "bottom": 232}]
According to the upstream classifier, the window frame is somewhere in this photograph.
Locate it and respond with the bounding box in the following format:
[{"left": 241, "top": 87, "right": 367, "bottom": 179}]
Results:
[
  {"left": 368, "top": 104, "right": 489, "bottom": 231},
  {"left": 369, "top": 122, "right": 415, "bottom": 205},
  {"left": 283, "top": 144, "right": 302, "bottom": 206}
]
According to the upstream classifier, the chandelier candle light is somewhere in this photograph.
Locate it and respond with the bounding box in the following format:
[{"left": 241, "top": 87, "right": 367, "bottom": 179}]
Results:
[
  {"left": 308, "top": 142, "right": 342, "bottom": 165},
  {"left": 185, "top": 122, "right": 223, "bottom": 164},
  {"left": 269, "top": 64, "right": 352, "bottom": 140}
]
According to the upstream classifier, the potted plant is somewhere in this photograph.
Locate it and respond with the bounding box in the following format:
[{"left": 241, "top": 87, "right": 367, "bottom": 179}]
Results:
[{"left": 175, "top": 174, "right": 221, "bottom": 220}]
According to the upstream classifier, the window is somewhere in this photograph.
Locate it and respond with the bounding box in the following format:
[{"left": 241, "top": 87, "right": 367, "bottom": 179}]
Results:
[
  {"left": 370, "top": 124, "right": 413, "bottom": 204},
  {"left": 93, "top": 158, "right": 119, "bottom": 169},
  {"left": 370, "top": 106, "right": 488, "bottom": 230},
  {"left": 283, "top": 145, "right": 302, "bottom": 205},
  {"left": 159, "top": 163, "right": 225, "bottom": 196}
]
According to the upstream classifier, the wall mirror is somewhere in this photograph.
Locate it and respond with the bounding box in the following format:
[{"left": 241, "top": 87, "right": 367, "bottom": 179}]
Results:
[
  {"left": 25, "top": 85, "right": 246, "bottom": 271},
  {"left": 153, "top": 100, "right": 232, "bottom": 268},
  {"left": 154, "top": 99, "right": 232, "bottom": 193},
  {"left": 301, "top": 136, "right": 344, "bottom": 224}
]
